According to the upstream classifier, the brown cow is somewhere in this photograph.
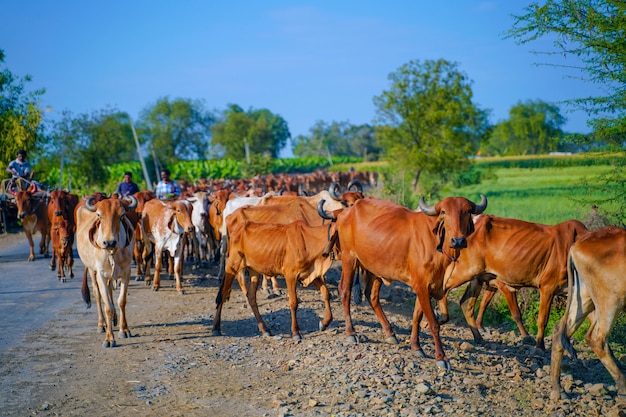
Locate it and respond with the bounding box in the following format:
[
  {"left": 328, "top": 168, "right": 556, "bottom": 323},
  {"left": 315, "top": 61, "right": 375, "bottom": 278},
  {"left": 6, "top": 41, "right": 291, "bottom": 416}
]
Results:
[
  {"left": 319, "top": 194, "right": 487, "bottom": 370},
  {"left": 141, "top": 199, "right": 195, "bottom": 294},
  {"left": 47, "top": 190, "right": 79, "bottom": 272},
  {"left": 442, "top": 215, "right": 588, "bottom": 349},
  {"left": 15, "top": 186, "right": 50, "bottom": 261},
  {"left": 212, "top": 215, "right": 338, "bottom": 340},
  {"left": 76, "top": 196, "right": 138, "bottom": 347},
  {"left": 550, "top": 226, "right": 626, "bottom": 401},
  {"left": 131, "top": 190, "right": 156, "bottom": 280},
  {"left": 50, "top": 217, "right": 74, "bottom": 282}
]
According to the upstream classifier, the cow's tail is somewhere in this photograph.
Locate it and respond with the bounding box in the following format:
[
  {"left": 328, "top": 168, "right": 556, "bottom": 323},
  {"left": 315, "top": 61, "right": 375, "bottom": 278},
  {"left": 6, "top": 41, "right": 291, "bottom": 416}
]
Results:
[
  {"left": 560, "top": 253, "right": 580, "bottom": 359},
  {"left": 81, "top": 268, "right": 91, "bottom": 308}
]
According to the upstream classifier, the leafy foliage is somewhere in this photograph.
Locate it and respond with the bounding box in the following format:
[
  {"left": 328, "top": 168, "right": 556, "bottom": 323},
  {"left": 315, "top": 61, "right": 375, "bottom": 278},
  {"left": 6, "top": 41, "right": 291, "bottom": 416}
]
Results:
[
  {"left": 211, "top": 104, "right": 290, "bottom": 159},
  {"left": 291, "top": 120, "right": 381, "bottom": 160},
  {"left": 508, "top": 1, "right": 626, "bottom": 223},
  {"left": 0, "top": 50, "right": 45, "bottom": 171},
  {"left": 373, "top": 59, "right": 490, "bottom": 192},
  {"left": 138, "top": 97, "right": 215, "bottom": 167},
  {"left": 484, "top": 100, "right": 566, "bottom": 156}
]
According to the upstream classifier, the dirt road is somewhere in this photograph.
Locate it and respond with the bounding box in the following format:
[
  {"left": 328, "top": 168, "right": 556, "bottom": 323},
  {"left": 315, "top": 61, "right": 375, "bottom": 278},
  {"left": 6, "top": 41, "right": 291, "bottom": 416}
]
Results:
[{"left": 0, "top": 230, "right": 624, "bottom": 416}]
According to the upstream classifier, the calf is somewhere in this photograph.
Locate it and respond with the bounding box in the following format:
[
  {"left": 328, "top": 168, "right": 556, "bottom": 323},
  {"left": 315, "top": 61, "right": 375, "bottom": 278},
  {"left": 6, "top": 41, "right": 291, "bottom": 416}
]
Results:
[
  {"left": 212, "top": 215, "right": 338, "bottom": 340},
  {"left": 141, "top": 199, "right": 195, "bottom": 294},
  {"left": 50, "top": 217, "right": 74, "bottom": 282},
  {"left": 550, "top": 226, "right": 626, "bottom": 401}
]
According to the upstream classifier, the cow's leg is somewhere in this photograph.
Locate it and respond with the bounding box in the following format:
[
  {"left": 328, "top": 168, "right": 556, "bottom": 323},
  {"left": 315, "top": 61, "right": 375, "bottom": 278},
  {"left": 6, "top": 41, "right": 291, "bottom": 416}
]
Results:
[
  {"left": 213, "top": 272, "right": 237, "bottom": 335},
  {"left": 245, "top": 271, "right": 271, "bottom": 337},
  {"left": 409, "top": 294, "right": 425, "bottom": 356},
  {"left": 284, "top": 274, "right": 302, "bottom": 340},
  {"left": 475, "top": 284, "right": 497, "bottom": 330},
  {"left": 173, "top": 254, "right": 184, "bottom": 295},
  {"left": 586, "top": 303, "right": 626, "bottom": 397},
  {"left": 142, "top": 241, "right": 152, "bottom": 283},
  {"left": 459, "top": 279, "right": 485, "bottom": 343},
  {"left": 550, "top": 287, "right": 594, "bottom": 401},
  {"left": 96, "top": 272, "right": 116, "bottom": 348},
  {"left": 535, "top": 287, "right": 557, "bottom": 350},
  {"left": 49, "top": 247, "right": 56, "bottom": 270},
  {"left": 40, "top": 226, "right": 50, "bottom": 257},
  {"left": 364, "top": 273, "right": 397, "bottom": 344},
  {"left": 492, "top": 281, "right": 531, "bottom": 340},
  {"left": 89, "top": 270, "right": 106, "bottom": 333},
  {"left": 57, "top": 251, "right": 65, "bottom": 282},
  {"left": 68, "top": 250, "right": 74, "bottom": 279},
  {"left": 414, "top": 280, "right": 449, "bottom": 370},
  {"left": 435, "top": 296, "right": 449, "bottom": 325},
  {"left": 167, "top": 253, "right": 174, "bottom": 279},
  {"left": 117, "top": 274, "right": 131, "bottom": 339},
  {"left": 152, "top": 247, "right": 163, "bottom": 291},
  {"left": 312, "top": 277, "right": 332, "bottom": 331},
  {"left": 24, "top": 231, "right": 35, "bottom": 261},
  {"left": 339, "top": 256, "right": 358, "bottom": 342}
]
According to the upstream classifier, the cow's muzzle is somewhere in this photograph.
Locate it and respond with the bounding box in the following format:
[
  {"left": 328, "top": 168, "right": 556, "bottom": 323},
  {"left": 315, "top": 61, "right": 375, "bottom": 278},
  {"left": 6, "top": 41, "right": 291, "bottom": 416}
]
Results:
[
  {"left": 450, "top": 237, "right": 467, "bottom": 249},
  {"left": 18, "top": 213, "right": 26, "bottom": 219},
  {"left": 102, "top": 240, "right": 117, "bottom": 249}
]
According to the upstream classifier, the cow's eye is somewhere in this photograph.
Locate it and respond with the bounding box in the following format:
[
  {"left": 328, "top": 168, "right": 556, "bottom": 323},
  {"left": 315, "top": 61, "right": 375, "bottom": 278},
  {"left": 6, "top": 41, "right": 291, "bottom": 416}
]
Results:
[{"left": 440, "top": 210, "right": 446, "bottom": 215}]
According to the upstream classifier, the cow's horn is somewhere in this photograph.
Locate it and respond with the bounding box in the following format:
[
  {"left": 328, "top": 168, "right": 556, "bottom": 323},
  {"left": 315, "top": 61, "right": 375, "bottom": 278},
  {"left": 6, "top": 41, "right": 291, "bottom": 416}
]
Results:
[
  {"left": 125, "top": 195, "right": 138, "bottom": 209},
  {"left": 317, "top": 200, "right": 335, "bottom": 220},
  {"left": 328, "top": 182, "right": 342, "bottom": 201},
  {"left": 85, "top": 197, "right": 97, "bottom": 212},
  {"left": 419, "top": 196, "right": 438, "bottom": 216},
  {"left": 347, "top": 180, "right": 363, "bottom": 193},
  {"left": 473, "top": 194, "right": 488, "bottom": 215}
]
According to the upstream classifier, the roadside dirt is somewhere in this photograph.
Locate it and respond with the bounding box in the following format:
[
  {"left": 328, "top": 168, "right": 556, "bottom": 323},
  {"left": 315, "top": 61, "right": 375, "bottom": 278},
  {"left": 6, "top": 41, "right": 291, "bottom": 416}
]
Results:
[{"left": 0, "top": 231, "right": 625, "bottom": 417}]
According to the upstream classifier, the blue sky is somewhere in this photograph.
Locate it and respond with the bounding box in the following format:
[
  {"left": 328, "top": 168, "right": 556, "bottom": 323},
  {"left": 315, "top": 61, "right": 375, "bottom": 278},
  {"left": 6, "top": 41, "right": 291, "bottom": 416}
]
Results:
[{"left": 2, "top": 1, "right": 602, "bottom": 157}]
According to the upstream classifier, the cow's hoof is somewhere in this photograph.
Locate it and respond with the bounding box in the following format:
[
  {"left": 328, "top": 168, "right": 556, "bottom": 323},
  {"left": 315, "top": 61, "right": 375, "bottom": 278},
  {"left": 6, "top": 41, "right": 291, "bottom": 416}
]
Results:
[
  {"left": 292, "top": 334, "right": 302, "bottom": 342},
  {"left": 267, "top": 293, "right": 279, "bottom": 300},
  {"left": 385, "top": 335, "right": 399, "bottom": 345},
  {"left": 135, "top": 276, "right": 144, "bottom": 281},
  {"left": 49, "top": 265, "right": 55, "bottom": 270},
  {"left": 522, "top": 335, "right": 536, "bottom": 346},
  {"left": 102, "top": 340, "right": 116, "bottom": 348},
  {"left": 152, "top": 286, "right": 159, "bottom": 292},
  {"left": 62, "top": 278, "right": 66, "bottom": 283},
  {"left": 347, "top": 335, "right": 359, "bottom": 344},
  {"left": 414, "top": 349, "right": 426, "bottom": 358},
  {"left": 28, "top": 258, "right": 34, "bottom": 262},
  {"left": 436, "top": 360, "right": 450, "bottom": 372},
  {"left": 119, "top": 330, "right": 131, "bottom": 339},
  {"left": 262, "top": 331, "right": 271, "bottom": 337},
  {"left": 319, "top": 320, "right": 328, "bottom": 331},
  {"left": 98, "top": 326, "right": 105, "bottom": 334},
  {"left": 177, "top": 290, "right": 184, "bottom": 295},
  {"left": 212, "top": 329, "right": 222, "bottom": 336}
]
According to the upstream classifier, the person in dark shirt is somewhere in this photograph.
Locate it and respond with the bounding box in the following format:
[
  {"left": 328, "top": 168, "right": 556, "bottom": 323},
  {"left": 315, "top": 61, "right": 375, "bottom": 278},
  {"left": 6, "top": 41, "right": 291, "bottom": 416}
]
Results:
[{"left": 115, "top": 172, "right": 140, "bottom": 197}]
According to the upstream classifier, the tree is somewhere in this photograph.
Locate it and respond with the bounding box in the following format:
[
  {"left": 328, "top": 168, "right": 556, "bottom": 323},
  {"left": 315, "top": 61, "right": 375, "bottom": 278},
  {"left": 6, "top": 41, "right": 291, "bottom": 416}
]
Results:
[
  {"left": 211, "top": 104, "right": 290, "bottom": 160},
  {"left": 484, "top": 99, "right": 566, "bottom": 156},
  {"left": 373, "top": 59, "right": 490, "bottom": 191},
  {"left": 138, "top": 97, "right": 215, "bottom": 167},
  {"left": 508, "top": 1, "right": 626, "bottom": 222},
  {"left": 41, "top": 108, "right": 137, "bottom": 190},
  {"left": 291, "top": 120, "right": 380, "bottom": 160},
  {"left": 0, "top": 50, "right": 45, "bottom": 170}
]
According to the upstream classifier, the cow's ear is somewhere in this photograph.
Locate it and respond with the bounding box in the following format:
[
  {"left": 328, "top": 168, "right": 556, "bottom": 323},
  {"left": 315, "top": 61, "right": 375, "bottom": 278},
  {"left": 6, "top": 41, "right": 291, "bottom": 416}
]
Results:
[{"left": 88, "top": 220, "right": 99, "bottom": 248}]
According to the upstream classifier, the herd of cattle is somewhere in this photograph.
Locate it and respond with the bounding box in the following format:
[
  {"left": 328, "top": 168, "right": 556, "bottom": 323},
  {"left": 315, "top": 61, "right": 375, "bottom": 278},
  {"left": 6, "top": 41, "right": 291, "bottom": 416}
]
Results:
[{"left": 10, "top": 169, "right": 626, "bottom": 403}]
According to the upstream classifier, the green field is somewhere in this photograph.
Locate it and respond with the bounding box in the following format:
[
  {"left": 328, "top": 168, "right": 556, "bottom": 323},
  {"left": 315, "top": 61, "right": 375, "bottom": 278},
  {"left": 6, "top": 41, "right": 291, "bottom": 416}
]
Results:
[{"left": 447, "top": 164, "right": 614, "bottom": 224}]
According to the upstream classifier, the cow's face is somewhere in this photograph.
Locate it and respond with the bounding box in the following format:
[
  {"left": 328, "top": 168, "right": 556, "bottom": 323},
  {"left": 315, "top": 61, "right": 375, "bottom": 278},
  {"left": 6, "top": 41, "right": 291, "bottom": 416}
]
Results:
[
  {"left": 48, "top": 190, "right": 69, "bottom": 218},
  {"left": 15, "top": 191, "right": 37, "bottom": 219},
  {"left": 90, "top": 199, "right": 129, "bottom": 250},
  {"left": 172, "top": 201, "right": 195, "bottom": 234},
  {"left": 421, "top": 195, "right": 487, "bottom": 255},
  {"left": 53, "top": 218, "right": 72, "bottom": 248}
]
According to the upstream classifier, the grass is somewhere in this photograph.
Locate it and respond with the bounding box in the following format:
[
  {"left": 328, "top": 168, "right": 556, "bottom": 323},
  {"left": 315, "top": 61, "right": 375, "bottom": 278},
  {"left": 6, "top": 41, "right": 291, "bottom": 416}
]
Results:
[{"left": 445, "top": 164, "right": 614, "bottom": 224}]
